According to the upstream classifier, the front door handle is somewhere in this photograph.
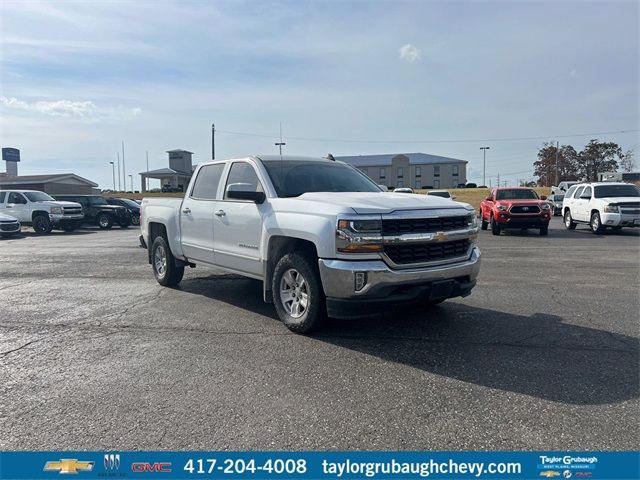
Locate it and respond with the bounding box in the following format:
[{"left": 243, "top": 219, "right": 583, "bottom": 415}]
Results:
[
  {"left": 182, "top": 208, "right": 191, "bottom": 214},
  {"left": 215, "top": 210, "right": 226, "bottom": 217}
]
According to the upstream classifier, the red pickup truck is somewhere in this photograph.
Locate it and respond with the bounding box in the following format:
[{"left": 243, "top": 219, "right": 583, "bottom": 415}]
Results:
[{"left": 479, "top": 187, "right": 551, "bottom": 236}]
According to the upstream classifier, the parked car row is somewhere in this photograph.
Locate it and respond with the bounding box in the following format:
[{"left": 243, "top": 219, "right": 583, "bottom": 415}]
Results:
[{"left": 0, "top": 189, "right": 142, "bottom": 236}]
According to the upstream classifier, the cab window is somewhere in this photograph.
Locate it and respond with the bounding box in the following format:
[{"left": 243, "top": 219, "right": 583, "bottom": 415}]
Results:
[
  {"left": 191, "top": 164, "right": 225, "bottom": 200},
  {"left": 581, "top": 186, "right": 592, "bottom": 198},
  {"left": 224, "top": 162, "right": 264, "bottom": 199},
  {"left": 8, "top": 192, "right": 27, "bottom": 204},
  {"left": 573, "top": 187, "right": 584, "bottom": 199}
]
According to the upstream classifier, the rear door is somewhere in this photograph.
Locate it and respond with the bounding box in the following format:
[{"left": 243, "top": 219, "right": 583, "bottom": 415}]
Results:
[
  {"left": 213, "top": 161, "right": 266, "bottom": 277},
  {"left": 179, "top": 163, "right": 225, "bottom": 264},
  {"left": 571, "top": 186, "right": 587, "bottom": 221},
  {"left": 5, "top": 192, "right": 30, "bottom": 222}
]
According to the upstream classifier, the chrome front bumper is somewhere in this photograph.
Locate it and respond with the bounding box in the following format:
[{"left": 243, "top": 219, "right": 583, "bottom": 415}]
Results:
[
  {"left": 318, "top": 246, "right": 481, "bottom": 300},
  {"left": 50, "top": 213, "right": 84, "bottom": 223}
]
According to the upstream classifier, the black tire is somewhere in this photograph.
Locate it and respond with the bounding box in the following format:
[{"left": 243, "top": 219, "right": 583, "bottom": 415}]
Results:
[
  {"left": 151, "top": 236, "right": 184, "bottom": 287},
  {"left": 590, "top": 211, "right": 605, "bottom": 234},
  {"left": 564, "top": 210, "right": 576, "bottom": 230},
  {"left": 97, "top": 213, "right": 113, "bottom": 229},
  {"left": 480, "top": 212, "right": 488, "bottom": 230},
  {"left": 540, "top": 224, "right": 549, "bottom": 236},
  {"left": 490, "top": 216, "right": 501, "bottom": 236},
  {"left": 272, "top": 252, "right": 325, "bottom": 333},
  {"left": 131, "top": 214, "right": 140, "bottom": 226},
  {"left": 32, "top": 215, "right": 53, "bottom": 234}
]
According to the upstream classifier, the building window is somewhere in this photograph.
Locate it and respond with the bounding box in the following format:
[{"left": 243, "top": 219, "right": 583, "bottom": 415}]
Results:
[
  {"left": 380, "top": 168, "right": 386, "bottom": 178},
  {"left": 415, "top": 180, "right": 421, "bottom": 189},
  {"left": 453, "top": 165, "right": 459, "bottom": 176},
  {"left": 397, "top": 180, "right": 404, "bottom": 187},
  {"left": 415, "top": 166, "right": 421, "bottom": 177},
  {"left": 434, "top": 166, "right": 440, "bottom": 177},
  {"left": 397, "top": 167, "right": 403, "bottom": 178},
  {"left": 434, "top": 179, "right": 440, "bottom": 189}
]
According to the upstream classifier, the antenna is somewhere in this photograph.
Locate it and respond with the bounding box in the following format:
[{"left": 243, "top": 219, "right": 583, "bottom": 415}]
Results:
[{"left": 275, "top": 122, "right": 286, "bottom": 157}]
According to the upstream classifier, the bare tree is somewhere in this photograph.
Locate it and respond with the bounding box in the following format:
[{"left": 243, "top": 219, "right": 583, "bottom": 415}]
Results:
[{"left": 619, "top": 149, "right": 636, "bottom": 173}]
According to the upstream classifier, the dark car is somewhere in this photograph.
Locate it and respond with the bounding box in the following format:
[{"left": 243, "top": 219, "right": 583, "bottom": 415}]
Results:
[
  {"left": 106, "top": 198, "right": 141, "bottom": 225},
  {"left": 54, "top": 195, "right": 131, "bottom": 229}
]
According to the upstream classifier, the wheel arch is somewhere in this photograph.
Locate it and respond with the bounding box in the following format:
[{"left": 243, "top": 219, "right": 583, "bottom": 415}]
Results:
[
  {"left": 31, "top": 210, "right": 49, "bottom": 221},
  {"left": 264, "top": 235, "right": 319, "bottom": 303}
]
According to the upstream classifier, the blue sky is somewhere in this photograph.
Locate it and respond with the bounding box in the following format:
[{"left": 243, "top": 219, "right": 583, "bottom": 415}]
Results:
[{"left": 1, "top": 0, "right": 638, "bottom": 189}]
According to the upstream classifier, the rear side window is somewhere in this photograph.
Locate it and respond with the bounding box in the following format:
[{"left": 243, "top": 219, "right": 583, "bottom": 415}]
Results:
[
  {"left": 8, "top": 192, "right": 26, "bottom": 204},
  {"left": 224, "top": 162, "right": 263, "bottom": 199},
  {"left": 191, "top": 164, "right": 225, "bottom": 200},
  {"left": 0, "top": 192, "right": 5, "bottom": 202},
  {"left": 582, "top": 186, "right": 592, "bottom": 198},
  {"left": 565, "top": 186, "right": 577, "bottom": 198},
  {"left": 573, "top": 187, "right": 584, "bottom": 199}
]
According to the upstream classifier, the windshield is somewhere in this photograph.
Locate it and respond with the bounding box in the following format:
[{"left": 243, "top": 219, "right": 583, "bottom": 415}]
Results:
[
  {"left": 594, "top": 184, "right": 640, "bottom": 198},
  {"left": 429, "top": 191, "right": 450, "bottom": 198},
  {"left": 24, "top": 191, "right": 55, "bottom": 202},
  {"left": 496, "top": 189, "right": 539, "bottom": 200},
  {"left": 90, "top": 196, "right": 108, "bottom": 205},
  {"left": 117, "top": 198, "right": 140, "bottom": 208},
  {"left": 262, "top": 160, "right": 381, "bottom": 197}
]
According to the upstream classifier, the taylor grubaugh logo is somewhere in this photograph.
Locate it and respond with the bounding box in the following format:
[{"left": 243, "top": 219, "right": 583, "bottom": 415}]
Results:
[{"left": 43, "top": 459, "right": 95, "bottom": 474}]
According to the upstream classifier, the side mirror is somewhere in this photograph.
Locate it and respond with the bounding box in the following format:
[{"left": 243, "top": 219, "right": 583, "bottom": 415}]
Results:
[
  {"left": 452, "top": 196, "right": 457, "bottom": 200},
  {"left": 485, "top": 196, "right": 493, "bottom": 202},
  {"left": 226, "top": 183, "right": 266, "bottom": 204},
  {"left": 540, "top": 195, "right": 547, "bottom": 200}
]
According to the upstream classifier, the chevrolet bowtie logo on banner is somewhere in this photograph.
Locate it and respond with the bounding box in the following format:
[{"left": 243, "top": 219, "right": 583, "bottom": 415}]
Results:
[{"left": 43, "top": 459, "right": 95, "bottom": 474}]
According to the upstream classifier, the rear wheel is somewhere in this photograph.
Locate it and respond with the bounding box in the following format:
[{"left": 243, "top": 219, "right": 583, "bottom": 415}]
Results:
[
  {"left": 590, "top": 211, "right": 605, "bottom": 234},
  {"left": 131, "top": 214, "right": 140, "bottom": 226},
  {"left": 564, "top": 210, "right": 576, "bottom": 230},
  {"left": 490, "top": 216, "right": 501, "bottom": 236},
  {"left": 151, "top": 236, "right": 184, "bottom": 286},
  {"left": 272, "top": 253, "right": 325, "bottom": 333},
  {"left": 480, "top": 211, "right": 488, "bottom": 230},
  {"left": 32, "top": 215, "right": 53, "bottom": 234},
  {"left": 97, "top": 213, "right": 113, "bottom": 229}
]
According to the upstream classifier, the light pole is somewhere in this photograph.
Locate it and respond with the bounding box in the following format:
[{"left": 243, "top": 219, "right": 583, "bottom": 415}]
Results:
[
  {"left": 480, "top": 147, "right": 490, "bottom": 186},
  {"left": 117, "top": 153, "right": 121, "bottom": 191},
  {"left": 275, "top": 122, "right": 285, "bottom": 156},
  {"left": 129, "top": 174, "right": 133, "bottom": 192},
  {"left": 109, "top": 161, "right": 115, "bottom": 191},
  {"left": 146, "top": 150, "right": 149, "bottom": 192}
]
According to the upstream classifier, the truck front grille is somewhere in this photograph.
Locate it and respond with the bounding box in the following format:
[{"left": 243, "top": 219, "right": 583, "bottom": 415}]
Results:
[
  {"left": 616, "top": 202, "right": 640, "bottom": 214},
  {"left": 384, "top": 239, "right": 470, "bottom": 265},
  {"left": 382, "top": 216, "right": 468, "bottom": 235},
  {"left": 63, "top": 207, "right": 82, "bottom": 215},
  {"left": 510, "top": 205, "right": 540, "bottom": 214}
]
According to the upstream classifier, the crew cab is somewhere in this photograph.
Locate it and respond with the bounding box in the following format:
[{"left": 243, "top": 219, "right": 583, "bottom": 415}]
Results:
[
  {"left": 54, "top": 195, "right": 131, "bottom": 229},
  {"left": 140, "top": 155, "right": 481, "bottom": 333},
  {"left": 0, "top": 190, "right": 84, "bottom": 233},
  {"left": 561, "top": 182, "right": 640, "bottom": 234},
  {"left": 479, "top": 187, "right": 551, "bottom": 236}
]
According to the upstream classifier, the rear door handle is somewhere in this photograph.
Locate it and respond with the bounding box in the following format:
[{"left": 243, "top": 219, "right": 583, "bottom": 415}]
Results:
[
  {"left": 215, "top": 210, "right": 226, "bottom": 217},
  {"left": 182, "top": 208, "right": 191, "bottom": 214}
]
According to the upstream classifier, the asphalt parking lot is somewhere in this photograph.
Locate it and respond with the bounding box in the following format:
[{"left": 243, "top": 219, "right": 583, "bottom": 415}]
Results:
[{"left": 1, "top": 219, "right": 638, "bottom": 450}]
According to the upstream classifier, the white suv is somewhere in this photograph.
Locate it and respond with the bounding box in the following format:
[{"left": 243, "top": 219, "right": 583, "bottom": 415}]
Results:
[{"left": 562, "top": 182, "right": 640, "bottom": 234}]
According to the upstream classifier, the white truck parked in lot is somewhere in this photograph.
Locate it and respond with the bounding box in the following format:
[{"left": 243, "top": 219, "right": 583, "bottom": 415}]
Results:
[
  {"left": 562, "top": 182, "right": 640, "bottom": 233},
  {"left": 140, "top": 156, "right": 481, "bottom": 333},
  {"left": 0, "top": 190, "right": 84, "bottom": 233}
]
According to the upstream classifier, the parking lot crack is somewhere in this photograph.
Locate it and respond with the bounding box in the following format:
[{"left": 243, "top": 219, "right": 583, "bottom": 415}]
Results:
[{"left": 0, "top": 339, "right": 41, "bottom": 358}]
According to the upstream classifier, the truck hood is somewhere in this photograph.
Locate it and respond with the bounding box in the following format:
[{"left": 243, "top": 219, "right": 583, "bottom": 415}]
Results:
[
  {"left": 600, "top": 197, "right": 640, "bottom": 204},
  {"left": 495, "top": 199, "right": 544, "bottom": 206},
  {"left": 36, "top": 200, "right": 82, "bottom": 208},
  {"left": 0, "top": 212, "right": 19, "bottom": 222},
  {"left": 297, "top": 192, "right": 469, "bottom": 214}
]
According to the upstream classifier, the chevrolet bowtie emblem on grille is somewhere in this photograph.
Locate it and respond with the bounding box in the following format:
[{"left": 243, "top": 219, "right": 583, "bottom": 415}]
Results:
[
  {"left": 432, "top": 232, "right": 447, "bottom": 242},
  {"left": 44, "top": 459, "right": 95, "bottom": 474}
]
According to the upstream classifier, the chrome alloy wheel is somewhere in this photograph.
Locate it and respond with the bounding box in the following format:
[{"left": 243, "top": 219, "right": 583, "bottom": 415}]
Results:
[
  {"left": 154, "top": 244, "right": 167, "bottom": 278},
  {"left": 99, "top": 216, "right": 110, "bottom": 228},
  {"left": 279, "top": 268, "right": 309, "bottom": 318}
]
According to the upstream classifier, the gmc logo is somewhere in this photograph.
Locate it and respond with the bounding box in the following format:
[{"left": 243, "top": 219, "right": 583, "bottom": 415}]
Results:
[{"left": 131, "top": 462, "right": 172, "bottom": 473}]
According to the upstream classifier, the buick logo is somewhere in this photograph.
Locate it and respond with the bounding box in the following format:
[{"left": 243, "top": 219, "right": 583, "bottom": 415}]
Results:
[{"left": 104, "top": 454, "right": 120, "bottom": 470}]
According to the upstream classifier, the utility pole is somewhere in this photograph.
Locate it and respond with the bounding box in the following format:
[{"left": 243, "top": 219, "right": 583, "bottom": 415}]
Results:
[
  {"left": 275, "top": 122, "right": 285, "bottom": 156},
  {"left": 117, "top": 153, "right": 121, "bottom": 191},
  {"left": 497, "top": 172, "right": 500, "bottom": 187},
  {"left": 211, "top": 123, "right": 215, "bottom": 160},
  {"left": 480, "top": 147, "right": 490, "bottom": 186},
  {"left": 555, "top": 141, "right": 559, "bottom": 186},
  {"left": 109, "top": 162, "right": 115, "bottom": 191},
  {"left": 146, "top": 151, "right": 149, "bottom": 191},
  {"left": 121, "top": 141, "right": 126, "bottom": 191}
]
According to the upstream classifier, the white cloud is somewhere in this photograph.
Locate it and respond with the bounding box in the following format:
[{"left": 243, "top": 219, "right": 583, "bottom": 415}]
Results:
[
  {"left": 0, "top": 96, "right": 141, "bottom": 120},
  {"left": 398, "top": 44, "right": 422, "bottom": 63}
]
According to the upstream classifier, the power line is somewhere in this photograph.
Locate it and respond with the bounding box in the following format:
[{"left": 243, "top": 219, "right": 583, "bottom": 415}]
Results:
[{"left": 215, "top": 128, "right": 638, "bottom": 145}]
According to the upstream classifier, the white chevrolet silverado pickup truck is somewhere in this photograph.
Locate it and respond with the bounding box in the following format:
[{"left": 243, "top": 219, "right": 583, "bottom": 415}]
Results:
[
  {"left": 140, "top": 155, "right": 481, "bottom": 333},
  {"left": 0, "top": 190, "right": 84, "bottom": 234}
]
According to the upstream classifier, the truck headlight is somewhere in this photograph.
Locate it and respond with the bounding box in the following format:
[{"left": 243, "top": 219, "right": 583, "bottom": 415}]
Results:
[
  {"left": 540, "top": 203, "right": 550, "bottom": 210},
  {"left": 496, "top": 204, "right": 508, "bottom": 211},
  {"left": 336, "top": 218, "right": 383, "bottom": 253},
  {"left": 50, "top": 207, "right": 63, "bottom": 214},
  {"left": 467, "top": 214, "right": 477, "bottom": 228},
  {"left": 603, "top": 205, "right": 619, "bottom": 213}
]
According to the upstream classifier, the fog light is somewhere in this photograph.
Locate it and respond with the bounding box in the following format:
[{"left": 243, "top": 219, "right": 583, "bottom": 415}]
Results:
[{"left": 355, "top": 272, "right": 367, "bottom": 292}]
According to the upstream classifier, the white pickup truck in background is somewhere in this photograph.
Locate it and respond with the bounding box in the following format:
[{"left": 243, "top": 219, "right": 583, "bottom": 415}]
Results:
[
  {"left": 140, "top": 155, "right": 481, "bottom": 333},
  {"left": 0, "top": 190, "right": 84, "bottom": 234}
]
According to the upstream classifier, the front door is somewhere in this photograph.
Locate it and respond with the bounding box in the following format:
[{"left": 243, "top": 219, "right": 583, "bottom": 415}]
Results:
[
  {"left": 213, "top": 161, "right": 265, "bottom": 277},
  {"left": 5, "top": 192, "right": 30, "bottom": 222},
  {"left": 180, "top": 163, "right": 225, "bottom": 264}
]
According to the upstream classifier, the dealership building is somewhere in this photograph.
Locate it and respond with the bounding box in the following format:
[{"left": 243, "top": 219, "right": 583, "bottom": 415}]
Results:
[
  {"left": 336, "top": 152, "right": 468, "bottom": 189},
  {"left": 139, "top": 149, "right": 195, "bottom": 192}
]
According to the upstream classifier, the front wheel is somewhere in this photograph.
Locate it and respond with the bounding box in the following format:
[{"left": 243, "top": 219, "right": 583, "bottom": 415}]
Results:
[
  {"left": 480, "top": 212, "right": 488, "bottom": 230},
  {"left": 490, "top": 216, "right": 501, "bottom": 236},
  {"left": 97, "top": 213, "right": 113, "bottom": 229},
  {"left": 151, "top": 236, "right": 184, "bottom": 286},
  {"left": 32, "top": 215, "right": 53, "bottom": 234},
  {"left": 590, "top": 211, "right": 605, "bottom": 234},
  {"left": 564, "top": 210, "right": 576, "bottom": 230},
  {"left": 272, "top": 253, "right": 325, "bottom": 333},
  {"left": 540, "top": 224, "right": 549, "bottom": 236}
]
